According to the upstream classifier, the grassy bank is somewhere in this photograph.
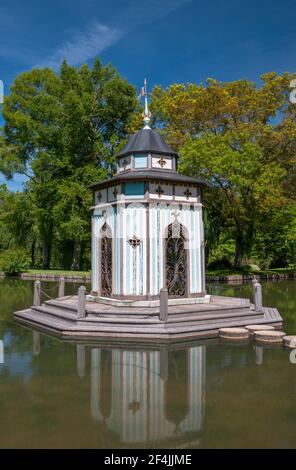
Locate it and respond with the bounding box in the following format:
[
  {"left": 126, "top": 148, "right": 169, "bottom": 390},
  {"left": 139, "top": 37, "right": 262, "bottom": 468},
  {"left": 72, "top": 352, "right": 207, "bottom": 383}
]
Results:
[
  {"left": 206, "top": 266, "right": 296, "bottom": 283},
  {"left": 25, "top": 269, "right": 90, "bottom": 277},
  {"left": 206, "top": 267, "right": 296, "bottom": 277},
  {"left": 19, "top": 269, "right": 91, "bottom": 281}
]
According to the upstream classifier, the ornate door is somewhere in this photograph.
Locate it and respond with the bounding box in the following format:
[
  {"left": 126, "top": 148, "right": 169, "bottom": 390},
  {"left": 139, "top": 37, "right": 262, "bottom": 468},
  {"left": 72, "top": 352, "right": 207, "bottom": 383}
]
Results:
[
  {"left": 165, "top": 222, "right": 188, "bottom": 297},
  {"left": 100, "top": 223, "right": 112, "bottom": 297}
]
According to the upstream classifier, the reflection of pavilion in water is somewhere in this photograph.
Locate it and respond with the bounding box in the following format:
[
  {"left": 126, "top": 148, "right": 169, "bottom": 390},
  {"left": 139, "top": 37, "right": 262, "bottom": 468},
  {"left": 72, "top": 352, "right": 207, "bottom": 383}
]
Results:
[{"left": 90, "top": 346, "right": 205, "bottom": 445}]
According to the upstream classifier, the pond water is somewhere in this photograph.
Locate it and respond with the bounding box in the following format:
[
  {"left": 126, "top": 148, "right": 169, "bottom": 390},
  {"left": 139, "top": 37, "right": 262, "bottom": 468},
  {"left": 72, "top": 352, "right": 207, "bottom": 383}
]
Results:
[{"left": 0, "top": 278, "right": 296, "bottom": 449}]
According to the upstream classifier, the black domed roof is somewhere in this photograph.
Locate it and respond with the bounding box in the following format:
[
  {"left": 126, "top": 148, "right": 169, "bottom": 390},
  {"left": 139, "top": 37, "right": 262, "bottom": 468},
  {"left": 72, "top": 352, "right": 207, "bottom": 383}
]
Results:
[{"left": 116, "top": 127, "right": 178, "bottom": 159}]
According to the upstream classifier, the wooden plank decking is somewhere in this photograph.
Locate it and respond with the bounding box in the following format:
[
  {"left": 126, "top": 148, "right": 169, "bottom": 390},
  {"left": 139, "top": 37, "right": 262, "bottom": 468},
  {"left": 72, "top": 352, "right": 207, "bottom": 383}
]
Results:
[{"left": 14, "top": 294, "right": 283, "bottom": 343}]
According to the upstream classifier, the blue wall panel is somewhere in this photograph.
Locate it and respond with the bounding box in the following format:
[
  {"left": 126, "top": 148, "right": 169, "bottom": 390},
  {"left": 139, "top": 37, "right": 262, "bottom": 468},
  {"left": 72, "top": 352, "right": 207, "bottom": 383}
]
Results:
[{"left": 125, "top": 182, "right": 145, "bottom": 197}]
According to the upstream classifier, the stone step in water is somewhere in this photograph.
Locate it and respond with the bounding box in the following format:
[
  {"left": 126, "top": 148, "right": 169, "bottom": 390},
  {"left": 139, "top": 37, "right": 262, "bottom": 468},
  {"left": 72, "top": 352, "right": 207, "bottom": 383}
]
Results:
[
  {"left": 245, "top": 324, "right": 275, "bottom": 335},
  {"left": 283, "top": 336, "right": 296, "bottom": 348},
  {"left": 254, "top": 330, "right": 286, "bottom": 344},
  {"left": 219, "top": 327, "right": 250, "bottom": 341}
]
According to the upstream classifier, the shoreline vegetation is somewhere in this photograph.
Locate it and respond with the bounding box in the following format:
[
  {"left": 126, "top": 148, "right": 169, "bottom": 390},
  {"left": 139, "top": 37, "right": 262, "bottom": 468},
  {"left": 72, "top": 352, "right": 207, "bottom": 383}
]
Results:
[
  {"left": 0, "top": 267, "right": 295, "bottom": 283},
  {"left": 20, "top": 269, "right": 91, "bottom": 282},
  {"left": 205, "top": 268, "right": 296, "bottom": 282}
]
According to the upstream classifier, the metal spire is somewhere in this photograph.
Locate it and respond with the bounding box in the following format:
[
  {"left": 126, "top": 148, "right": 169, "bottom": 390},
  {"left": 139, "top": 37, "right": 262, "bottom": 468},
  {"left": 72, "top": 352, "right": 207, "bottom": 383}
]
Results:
[{"left": 142, "top": 78, "right": 151, "bottom": 129}]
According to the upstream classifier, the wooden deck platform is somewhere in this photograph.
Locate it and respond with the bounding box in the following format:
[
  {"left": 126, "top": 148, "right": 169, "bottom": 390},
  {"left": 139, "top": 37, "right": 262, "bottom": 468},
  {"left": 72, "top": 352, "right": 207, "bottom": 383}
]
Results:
[{"left": 14, "top": 294, "right": 283, "bottom": 343}]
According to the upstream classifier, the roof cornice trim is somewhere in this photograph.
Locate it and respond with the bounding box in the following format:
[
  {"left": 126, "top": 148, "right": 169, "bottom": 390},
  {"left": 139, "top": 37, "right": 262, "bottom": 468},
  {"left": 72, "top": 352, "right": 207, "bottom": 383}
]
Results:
[{"left": 89, "top": 172, "right": 207, "bottom": 191}]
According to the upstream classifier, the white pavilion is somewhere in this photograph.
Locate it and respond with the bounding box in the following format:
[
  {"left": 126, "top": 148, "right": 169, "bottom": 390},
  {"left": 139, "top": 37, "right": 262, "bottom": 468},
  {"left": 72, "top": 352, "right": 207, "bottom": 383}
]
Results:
[{"left": 89, "top": 83, "right": 207, "bottom": 304}]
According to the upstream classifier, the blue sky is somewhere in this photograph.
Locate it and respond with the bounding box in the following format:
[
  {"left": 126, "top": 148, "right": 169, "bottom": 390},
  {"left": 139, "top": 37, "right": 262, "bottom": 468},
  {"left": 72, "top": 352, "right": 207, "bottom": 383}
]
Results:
[{"left": 0, "top": 0, "right": 295, "bottom": 190}]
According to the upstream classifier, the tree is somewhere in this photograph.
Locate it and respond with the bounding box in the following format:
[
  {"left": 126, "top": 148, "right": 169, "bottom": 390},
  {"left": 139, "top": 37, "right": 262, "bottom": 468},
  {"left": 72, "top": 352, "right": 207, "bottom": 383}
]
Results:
[
  {"left": 252, "top": 204, "right": 296, "bottom": 268},
  {"left": 152, "top": 73, "right": 296, "bottom": 267},
  {"left": 1, "top": 59, "right": 139, "bottom": 269},
  {"left": 180, "top": 132, "right": 286, "bottom": 267},
  {"left": 0, "top": 185, "right": 38, "bottom": 266},
  {"left": 52, "top": 165, "right": 106, "bottom": 270}
]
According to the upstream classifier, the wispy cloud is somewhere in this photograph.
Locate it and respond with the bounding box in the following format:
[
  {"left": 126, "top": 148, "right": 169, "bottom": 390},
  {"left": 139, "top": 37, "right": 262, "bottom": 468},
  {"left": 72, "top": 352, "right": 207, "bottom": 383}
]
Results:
[
  {"left": 37, "top": 22, "right": 122, "bottom": 69},
  {"left": 36, "top": 0, "right": 191, "bottom": 68}
]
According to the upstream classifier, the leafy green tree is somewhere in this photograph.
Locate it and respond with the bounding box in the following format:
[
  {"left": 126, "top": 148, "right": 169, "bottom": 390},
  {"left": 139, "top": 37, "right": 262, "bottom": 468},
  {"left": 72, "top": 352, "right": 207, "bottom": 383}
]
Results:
[
  {"left": 52, "top": 165, "right": 106, "bottom": 270},
  {"left": 1, "top": 59, "right": 139, "bottom": 269},
  {"left": 0, "top": 185, "right": 38, "bottom": 265},
  {"left": 181, "top": 132, "right": 286, "bottom": 267},
  {"left": 152, "top": 73, "right": 296, "bottom": 267},
  {"left": 0, "top": 248, "right": 30, "bottom": 275},
  {"left": 252, "top": 204, "right": 296, "bottom": 268}
]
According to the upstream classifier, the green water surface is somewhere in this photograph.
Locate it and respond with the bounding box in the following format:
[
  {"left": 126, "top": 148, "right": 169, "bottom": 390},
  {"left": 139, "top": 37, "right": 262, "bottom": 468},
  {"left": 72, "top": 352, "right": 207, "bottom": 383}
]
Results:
[{"left": 0, "top": 278, "right": 295, "bottom": 449}]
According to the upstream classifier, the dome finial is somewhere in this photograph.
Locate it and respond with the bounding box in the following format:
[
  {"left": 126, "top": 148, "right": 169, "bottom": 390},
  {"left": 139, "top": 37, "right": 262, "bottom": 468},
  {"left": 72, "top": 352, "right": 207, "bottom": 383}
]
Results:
[{"left": 141, "top": 78, "right": 151, "bottom": 129}]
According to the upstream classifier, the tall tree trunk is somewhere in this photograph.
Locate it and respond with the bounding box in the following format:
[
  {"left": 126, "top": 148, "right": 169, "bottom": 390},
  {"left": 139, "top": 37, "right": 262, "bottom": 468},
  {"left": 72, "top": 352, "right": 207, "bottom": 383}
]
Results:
[
  {"left": 71, "top": 240, "right": 82, "bottom": 271},
  {"left": 31, "top": 239, "right": 35, "bottom": 268},
  {"left": 41, "top": 240, "right": 51, "bottom": 269},
  {"left": 234, "top": 234, "right": 243, "bottom": 269}
]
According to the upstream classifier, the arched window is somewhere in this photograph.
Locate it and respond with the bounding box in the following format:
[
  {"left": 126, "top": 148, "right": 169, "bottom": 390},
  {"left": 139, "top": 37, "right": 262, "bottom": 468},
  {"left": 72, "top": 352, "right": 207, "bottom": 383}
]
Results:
[
  {"left": 165, "top": 222, "right": 188, "bottom": 297},
  {"left": 100, "top": 222, "right": 112, "bottom": 297}
]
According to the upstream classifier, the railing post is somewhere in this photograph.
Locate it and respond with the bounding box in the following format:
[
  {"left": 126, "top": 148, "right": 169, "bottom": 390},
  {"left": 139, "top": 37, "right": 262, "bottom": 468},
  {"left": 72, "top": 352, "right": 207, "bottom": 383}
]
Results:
[
  {"left": 33, "top": 280, "right": 41, "bottom": 307},
  {"left": 254, "top": 281, "right": 263, "bottom": 311},
  {"left": 58, "top": 277, "right": 65, "bottom": 298},
  {"left": 159, "top": 288, "right": 168, "bottom": 321},
  {"left": 252, "top": 278, "right": 257, "bottom": 299},
  {"left": 77, "top": 285, "right": 86, "bottom": 318}
]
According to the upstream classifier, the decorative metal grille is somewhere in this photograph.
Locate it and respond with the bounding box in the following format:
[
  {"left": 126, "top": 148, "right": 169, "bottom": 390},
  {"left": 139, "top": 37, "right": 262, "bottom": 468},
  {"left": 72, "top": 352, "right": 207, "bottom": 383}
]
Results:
[
  {"left": 156, "top": 185, "right": 164, "bottom": 198},
  {"left": 128, "top": 235, "right": 141, "bottom": 248},
  {"left": 184, "top": 188, "right": 192, "bottom": 200},
  {"left": 157, "top": 157, "right": 167, "bottom": 167},
  {"left": 101, "top": 223, "right": 112, "bottom": 297},
  {"left": 165, "top": 222, "right": 187, "bottom": 297}
]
